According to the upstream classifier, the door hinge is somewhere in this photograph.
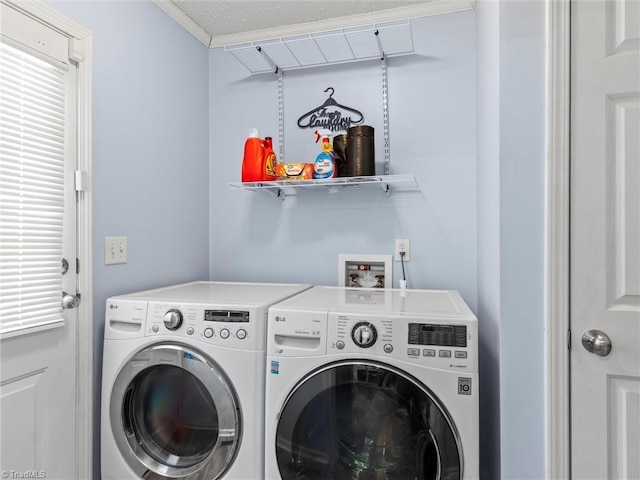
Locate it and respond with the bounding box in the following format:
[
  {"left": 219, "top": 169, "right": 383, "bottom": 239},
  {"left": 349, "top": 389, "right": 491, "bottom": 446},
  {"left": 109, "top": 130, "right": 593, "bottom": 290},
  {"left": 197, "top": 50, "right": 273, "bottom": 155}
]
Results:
[
  {"left": 75, "top": 170, "right": 88, "bottom": 191},
  {"left": 76, "top": 258, "right": 80, "bottom": 274},
  {"left": 568, "top": 329, "right": 572, "bottom": 351}
]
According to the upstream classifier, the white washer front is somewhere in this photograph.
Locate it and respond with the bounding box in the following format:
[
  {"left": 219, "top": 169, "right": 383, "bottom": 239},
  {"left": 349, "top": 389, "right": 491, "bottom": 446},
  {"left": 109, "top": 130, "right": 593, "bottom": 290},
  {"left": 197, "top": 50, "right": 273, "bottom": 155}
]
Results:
[
  {"left": 101, "top": 281, "right": 311, "bottom": 480},
  {"left": 265, "top": 286, "right": 479, "bottom": 480}
]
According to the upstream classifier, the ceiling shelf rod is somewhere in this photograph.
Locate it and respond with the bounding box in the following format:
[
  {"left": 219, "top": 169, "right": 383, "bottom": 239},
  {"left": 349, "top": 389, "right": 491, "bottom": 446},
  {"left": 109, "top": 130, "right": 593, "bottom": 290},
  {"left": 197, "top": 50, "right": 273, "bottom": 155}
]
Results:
[
  {"left": 374, "top": 29, "right": 385, "bottom": 61},
  {"left": 256, "top": 45, "right": 280, "bottom": 75}
]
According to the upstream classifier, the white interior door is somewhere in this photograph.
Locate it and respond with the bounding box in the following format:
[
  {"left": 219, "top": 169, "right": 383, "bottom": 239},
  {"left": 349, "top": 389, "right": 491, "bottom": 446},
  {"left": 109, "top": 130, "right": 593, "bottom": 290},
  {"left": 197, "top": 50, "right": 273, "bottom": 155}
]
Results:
[
  {"left": 570, "top": 0, "right": 640, "bottom": 478},
  {"left": 0, "top": 4, "right": 82, "bottom": 478}
]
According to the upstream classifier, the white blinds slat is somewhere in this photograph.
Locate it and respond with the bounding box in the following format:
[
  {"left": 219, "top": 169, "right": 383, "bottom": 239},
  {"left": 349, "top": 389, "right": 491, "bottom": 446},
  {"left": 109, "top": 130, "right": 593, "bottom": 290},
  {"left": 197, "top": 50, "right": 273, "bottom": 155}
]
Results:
[{"left": 0, "top": 41, "right": 66, "bottom": 335}]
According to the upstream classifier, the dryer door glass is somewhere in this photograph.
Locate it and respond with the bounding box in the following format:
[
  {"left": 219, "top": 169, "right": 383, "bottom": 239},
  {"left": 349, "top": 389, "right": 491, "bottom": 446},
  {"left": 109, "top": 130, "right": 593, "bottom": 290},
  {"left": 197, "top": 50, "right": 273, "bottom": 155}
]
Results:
[
  {"left": 275, "top": 361, "right": 462, "bottom": 480},
  {"left": 128, "top": 364, "right": 217, "bottom": 464},
  {"left": 111, "top": 343, "right": 241, "bottom": 479}
]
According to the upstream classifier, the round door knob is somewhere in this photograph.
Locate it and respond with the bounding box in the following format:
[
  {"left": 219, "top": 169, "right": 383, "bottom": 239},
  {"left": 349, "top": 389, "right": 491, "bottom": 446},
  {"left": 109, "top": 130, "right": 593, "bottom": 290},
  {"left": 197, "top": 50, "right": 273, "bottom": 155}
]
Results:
[
  {"left": 582, "top": 329, "right": 612, "bottom": 357},
  {"left": 62, "top": 291, "right": 81, "bottom": 309},
  {"left": 163, "top": 309, "right": 183, "bottom": 330},
  {"left": 351, "top": 322, "right": 377, "bottom": 348}
]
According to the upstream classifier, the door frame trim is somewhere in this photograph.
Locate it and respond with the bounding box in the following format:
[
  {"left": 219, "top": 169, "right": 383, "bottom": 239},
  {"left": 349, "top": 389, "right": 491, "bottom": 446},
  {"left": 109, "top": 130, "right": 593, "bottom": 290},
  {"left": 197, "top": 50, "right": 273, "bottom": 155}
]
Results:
[
  {"left": 545, "top": 0, "right": 571, "bottom": 478},
  {"left": 2, "top": 1, "right": 95, "bottom": 477}
]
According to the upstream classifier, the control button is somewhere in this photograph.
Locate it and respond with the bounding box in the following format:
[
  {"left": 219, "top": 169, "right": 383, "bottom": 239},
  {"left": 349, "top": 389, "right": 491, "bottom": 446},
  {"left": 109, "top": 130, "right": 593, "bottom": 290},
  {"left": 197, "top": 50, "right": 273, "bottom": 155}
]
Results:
[
  {"left": 151, "top": 324, "right": 159, "bottom": 333},
  {"left": 384, "top": 344, "right": 393, "bottom": 354},
  {"left": 423, "top": 349, "right": 436, "bottom": 357},
  {"left": 407, "top": 348, "right": 420, "bottom": 356},
  {"left": 236, "top": 329, "right": 247, "bottom": 340},
  {"left": 204, "top": 328, "right": 213, "bottom": 338},
  {"left": 186, "top": 327, "right": 194, "bottom": 335},
  {"left": 439, "top": 350, "right": 452, "bottom": 358},
  {"left": 336, "top": 340, "right": 345, "bottom": 350},
  {"left": 220, "top": 328, "right": 230, "bottom": 339},
  {"left": 455, "top": 351, "right": 467, "bottom": 359}
]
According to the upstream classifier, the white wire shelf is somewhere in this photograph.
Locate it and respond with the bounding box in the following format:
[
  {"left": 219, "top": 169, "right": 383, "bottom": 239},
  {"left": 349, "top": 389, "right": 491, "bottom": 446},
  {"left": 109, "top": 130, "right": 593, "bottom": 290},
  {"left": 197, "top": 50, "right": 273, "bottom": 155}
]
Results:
[
  {"left": 228, "top": 174, "right": 418, "bottom": 198},
  {"left": 224, "top": 20, "right": 414, "bottom": 74}
]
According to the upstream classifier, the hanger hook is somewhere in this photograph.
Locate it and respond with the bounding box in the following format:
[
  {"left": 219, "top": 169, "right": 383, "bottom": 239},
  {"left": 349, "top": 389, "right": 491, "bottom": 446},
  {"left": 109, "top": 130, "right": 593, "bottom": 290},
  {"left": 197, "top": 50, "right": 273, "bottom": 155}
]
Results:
[{"left": 324, "top": 87, "right": 334, "bottom": 98}]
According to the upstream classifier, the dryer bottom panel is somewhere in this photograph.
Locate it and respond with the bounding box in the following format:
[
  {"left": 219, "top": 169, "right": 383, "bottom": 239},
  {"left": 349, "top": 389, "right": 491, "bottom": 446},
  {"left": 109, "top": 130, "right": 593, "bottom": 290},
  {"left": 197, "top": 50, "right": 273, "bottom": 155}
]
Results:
[{"left": 274, "top": 361, "right": 462, "bottom": 480}]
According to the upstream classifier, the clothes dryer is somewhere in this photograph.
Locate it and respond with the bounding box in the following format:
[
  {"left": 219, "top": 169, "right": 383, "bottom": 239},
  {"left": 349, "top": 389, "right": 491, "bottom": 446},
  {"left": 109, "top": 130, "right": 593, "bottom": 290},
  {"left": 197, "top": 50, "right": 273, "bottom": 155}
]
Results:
[
  {"left": 265, "top": 286, "right": 479, "bottom": 480},
  {"left": 101, "top": 281, "right": 311, "bottom": 480}
]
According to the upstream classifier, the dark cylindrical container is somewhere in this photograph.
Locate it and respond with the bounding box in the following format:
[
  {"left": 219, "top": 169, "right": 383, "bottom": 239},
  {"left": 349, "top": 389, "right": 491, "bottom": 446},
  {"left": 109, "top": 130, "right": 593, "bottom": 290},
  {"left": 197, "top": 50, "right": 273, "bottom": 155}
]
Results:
[
  {"left": 333, "top": 134, "right": 347, "bottom": 177},
  {"left": 346, "top": 125, "right": 375, "bottom": 177}
]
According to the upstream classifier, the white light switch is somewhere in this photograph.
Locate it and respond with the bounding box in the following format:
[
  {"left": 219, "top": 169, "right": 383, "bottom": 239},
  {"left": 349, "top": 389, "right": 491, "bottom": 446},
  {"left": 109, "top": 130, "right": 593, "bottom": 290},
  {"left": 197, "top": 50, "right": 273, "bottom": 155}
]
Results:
[{"left": 105, "top": 236, "right": 127, "bottom": 265}]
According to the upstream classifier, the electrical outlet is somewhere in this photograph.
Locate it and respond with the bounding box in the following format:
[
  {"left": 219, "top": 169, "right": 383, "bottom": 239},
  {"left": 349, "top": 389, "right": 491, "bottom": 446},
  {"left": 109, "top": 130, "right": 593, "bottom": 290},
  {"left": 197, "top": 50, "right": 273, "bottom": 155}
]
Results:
[
  {"left": 105, "top": 236, "right": 127, "bottom": 265},
  {"left": 395, "top": 239, "right": 411, "bottom": 262}
]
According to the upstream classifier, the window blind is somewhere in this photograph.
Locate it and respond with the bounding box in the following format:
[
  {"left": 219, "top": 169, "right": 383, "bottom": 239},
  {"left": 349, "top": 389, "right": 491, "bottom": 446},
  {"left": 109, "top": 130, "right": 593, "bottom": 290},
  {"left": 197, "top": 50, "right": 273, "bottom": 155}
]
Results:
[{"left": 0, "top": 40, "right": 67, "bottom": 337}]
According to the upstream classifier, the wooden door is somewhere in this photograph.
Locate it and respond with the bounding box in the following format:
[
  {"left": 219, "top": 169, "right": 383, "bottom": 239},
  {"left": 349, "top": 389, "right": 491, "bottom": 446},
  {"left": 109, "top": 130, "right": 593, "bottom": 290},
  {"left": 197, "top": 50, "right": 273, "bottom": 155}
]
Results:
[
  {"left": 570, "top": 0, "right": 640, "bottom": 478},
  {"left": 0, "top": 4, "right": 81, "bottom": 478}
]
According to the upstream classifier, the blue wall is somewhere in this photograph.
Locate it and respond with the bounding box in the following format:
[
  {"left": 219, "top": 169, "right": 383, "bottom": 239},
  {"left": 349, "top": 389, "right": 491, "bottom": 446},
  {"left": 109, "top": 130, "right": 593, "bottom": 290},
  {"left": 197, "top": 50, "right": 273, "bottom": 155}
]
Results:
[
  {"left": 209, "top": 12, "right": 478, "bottom": 310},
  {"left": 476, "top": 0, "right": 502, "bottom": 477},
  {"left": 498, "top": 2, "right": 546, "bottom": 478},
  {"left": 42, "top": 1, "right": 548, "bottom": 479},
  {"left": 44, "top": 1, "right": 210, "bottom": 477}
]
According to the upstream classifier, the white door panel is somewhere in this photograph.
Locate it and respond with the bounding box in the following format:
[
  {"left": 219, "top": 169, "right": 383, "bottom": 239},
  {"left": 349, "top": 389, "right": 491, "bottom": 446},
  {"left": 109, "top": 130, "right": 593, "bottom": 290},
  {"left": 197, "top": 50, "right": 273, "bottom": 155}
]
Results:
[
  {"left": 0, "top": 3, "right": 79, "bottom": 478},
  {"left": 571, "top": 0, "right": 640, "bottom": 478}
]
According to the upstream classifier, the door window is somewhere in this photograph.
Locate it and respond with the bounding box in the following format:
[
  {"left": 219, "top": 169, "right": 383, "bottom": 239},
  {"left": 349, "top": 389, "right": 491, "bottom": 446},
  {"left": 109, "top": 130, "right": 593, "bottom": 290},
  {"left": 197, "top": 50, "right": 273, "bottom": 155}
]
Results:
[
  {"left": 275, "top": 361, "right": 461, "bottom": 480},
  {"left": 0, "top": 39, "right": 69, "bottom": 338}
]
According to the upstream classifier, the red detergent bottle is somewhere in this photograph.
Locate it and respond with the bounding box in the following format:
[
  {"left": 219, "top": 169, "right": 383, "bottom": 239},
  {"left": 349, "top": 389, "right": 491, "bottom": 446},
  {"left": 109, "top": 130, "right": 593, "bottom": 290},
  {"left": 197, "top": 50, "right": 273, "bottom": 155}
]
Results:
[
  {"left": 263, "top": 136, "right": 278, "bottom": 181},
  {"left": 241, "top": 128, "right": 265, "bottom": 182}
]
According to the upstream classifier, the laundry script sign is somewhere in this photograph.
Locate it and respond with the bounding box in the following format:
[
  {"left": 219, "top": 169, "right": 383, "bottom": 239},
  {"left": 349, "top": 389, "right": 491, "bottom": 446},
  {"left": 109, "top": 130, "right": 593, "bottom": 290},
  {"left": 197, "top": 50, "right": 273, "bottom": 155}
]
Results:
[{"left": 297, "top": 88, "right": 364, "bottom": 132}]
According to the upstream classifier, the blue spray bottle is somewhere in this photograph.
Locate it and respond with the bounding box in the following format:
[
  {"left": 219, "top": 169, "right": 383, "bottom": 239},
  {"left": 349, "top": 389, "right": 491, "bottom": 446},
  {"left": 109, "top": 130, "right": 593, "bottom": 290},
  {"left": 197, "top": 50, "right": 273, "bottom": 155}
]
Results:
[{"left": 313, "top": 129, "right": 336, "bottom": 179}]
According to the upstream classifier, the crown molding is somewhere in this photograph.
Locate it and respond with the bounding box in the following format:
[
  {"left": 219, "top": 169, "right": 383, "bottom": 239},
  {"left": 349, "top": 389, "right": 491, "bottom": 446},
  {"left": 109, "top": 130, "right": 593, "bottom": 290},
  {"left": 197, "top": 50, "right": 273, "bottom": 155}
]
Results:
[
  {"left": 152, "top": 0, "right": 212, "bottom": 47},
  {"left": 152, "top": 0, "right": 474, "bottom": 49}
]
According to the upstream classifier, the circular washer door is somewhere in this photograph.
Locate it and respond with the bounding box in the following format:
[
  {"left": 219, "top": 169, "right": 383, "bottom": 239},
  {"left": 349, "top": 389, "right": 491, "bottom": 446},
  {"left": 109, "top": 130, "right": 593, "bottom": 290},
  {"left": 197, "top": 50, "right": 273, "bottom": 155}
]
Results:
[
  {"left": 110, "top": 343, "right": 241, "bottom": 479},
  {"left": 275, "top": 360, "right": 462, "bottom": 480}
]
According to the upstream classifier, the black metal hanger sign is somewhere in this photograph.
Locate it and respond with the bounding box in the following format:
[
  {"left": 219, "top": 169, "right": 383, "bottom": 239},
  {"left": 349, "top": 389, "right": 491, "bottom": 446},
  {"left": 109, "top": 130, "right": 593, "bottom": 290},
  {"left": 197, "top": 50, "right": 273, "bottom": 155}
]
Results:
[{"left": 297, "top": 87, "right": 364, "bottom": 132}]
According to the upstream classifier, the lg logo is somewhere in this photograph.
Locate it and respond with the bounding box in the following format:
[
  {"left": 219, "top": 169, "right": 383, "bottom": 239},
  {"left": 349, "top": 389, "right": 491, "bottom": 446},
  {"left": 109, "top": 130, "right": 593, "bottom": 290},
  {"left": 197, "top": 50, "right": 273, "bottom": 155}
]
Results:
[{"left": 275, "top": 316, "right": 286, "bottom": 322}]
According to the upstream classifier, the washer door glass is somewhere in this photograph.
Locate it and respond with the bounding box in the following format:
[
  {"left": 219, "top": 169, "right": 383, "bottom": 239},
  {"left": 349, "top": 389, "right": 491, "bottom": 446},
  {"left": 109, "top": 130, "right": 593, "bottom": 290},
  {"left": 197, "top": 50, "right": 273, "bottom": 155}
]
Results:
[
  {"left": 275, "top": 361, "right": 462, "bottom": 480},
  {"left": 111, "top": 343, "right": 240, "bottom": 479}
]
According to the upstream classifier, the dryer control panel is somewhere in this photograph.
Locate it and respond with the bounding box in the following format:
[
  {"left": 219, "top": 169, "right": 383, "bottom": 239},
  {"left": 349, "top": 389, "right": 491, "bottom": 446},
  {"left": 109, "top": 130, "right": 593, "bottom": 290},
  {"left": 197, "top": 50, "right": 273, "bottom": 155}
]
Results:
[{"left": 144, "top": 302, "right": 264, "bottom": 350}]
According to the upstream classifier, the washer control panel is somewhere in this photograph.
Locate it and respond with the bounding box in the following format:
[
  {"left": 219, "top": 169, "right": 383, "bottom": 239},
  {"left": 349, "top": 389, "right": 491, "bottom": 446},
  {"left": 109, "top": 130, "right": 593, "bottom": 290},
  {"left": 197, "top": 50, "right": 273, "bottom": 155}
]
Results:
[
  {"left": 326, "top": 313, "right": 477, "bottom": 372},
  {"left": 145, "top": 302, "right": 262, "bottom": 350}
]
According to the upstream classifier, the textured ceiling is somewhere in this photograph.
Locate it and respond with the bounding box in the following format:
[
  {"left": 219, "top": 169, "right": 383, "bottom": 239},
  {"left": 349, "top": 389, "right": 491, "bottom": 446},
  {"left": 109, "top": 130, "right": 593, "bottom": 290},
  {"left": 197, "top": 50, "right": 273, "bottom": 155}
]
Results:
[{"left": 172, "top": 0, "right": 431, "bottom": 38}]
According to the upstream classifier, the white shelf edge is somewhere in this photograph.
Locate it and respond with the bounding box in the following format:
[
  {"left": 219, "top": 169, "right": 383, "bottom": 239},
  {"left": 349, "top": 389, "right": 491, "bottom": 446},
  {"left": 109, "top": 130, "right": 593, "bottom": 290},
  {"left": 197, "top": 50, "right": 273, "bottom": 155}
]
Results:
[
  {"left": 228, "top": 174, "right": 418, "bottom": 198},
  {"left": 224, "top": 21, "right": 414, "bottom": 75}
]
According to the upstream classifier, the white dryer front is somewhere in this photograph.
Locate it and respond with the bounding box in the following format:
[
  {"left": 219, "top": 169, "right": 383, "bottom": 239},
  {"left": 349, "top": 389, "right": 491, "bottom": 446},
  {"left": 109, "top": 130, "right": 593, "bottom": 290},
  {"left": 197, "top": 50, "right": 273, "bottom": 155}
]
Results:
[{"left": 109, "top": 342, "right": 241, "bottom": 479}]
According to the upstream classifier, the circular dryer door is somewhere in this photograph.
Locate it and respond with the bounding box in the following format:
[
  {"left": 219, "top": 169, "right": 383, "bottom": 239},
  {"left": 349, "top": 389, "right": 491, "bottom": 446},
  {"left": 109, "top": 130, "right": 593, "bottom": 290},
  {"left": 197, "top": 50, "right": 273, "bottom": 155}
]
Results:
[
  {"left": 275, "top": 360, "right": 462, "bottom": 480},
  {"left": 110, "top": 343, "right": 241, "bottom": 480}
]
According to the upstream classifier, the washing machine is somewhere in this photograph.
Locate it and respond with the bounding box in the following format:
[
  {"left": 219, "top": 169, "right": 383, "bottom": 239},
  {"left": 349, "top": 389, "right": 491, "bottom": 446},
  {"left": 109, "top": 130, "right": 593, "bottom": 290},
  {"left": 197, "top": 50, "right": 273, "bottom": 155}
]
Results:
[
  {"left": 265, "top": 286, "right": 479, "bottom": 480},
  {"left": 101, "top": 281, "right": 311, "bottom": 480}
]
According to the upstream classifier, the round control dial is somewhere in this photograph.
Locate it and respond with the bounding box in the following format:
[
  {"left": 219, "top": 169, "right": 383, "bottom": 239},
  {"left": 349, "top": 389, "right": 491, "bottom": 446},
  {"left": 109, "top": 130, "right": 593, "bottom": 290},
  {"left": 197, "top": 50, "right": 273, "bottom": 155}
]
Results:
[
  {"left": 351, "top": 322, "right": 377, "bottom": 348},
  {"left": 163, "top": 309, "right": 183, "bottom": 330}
]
